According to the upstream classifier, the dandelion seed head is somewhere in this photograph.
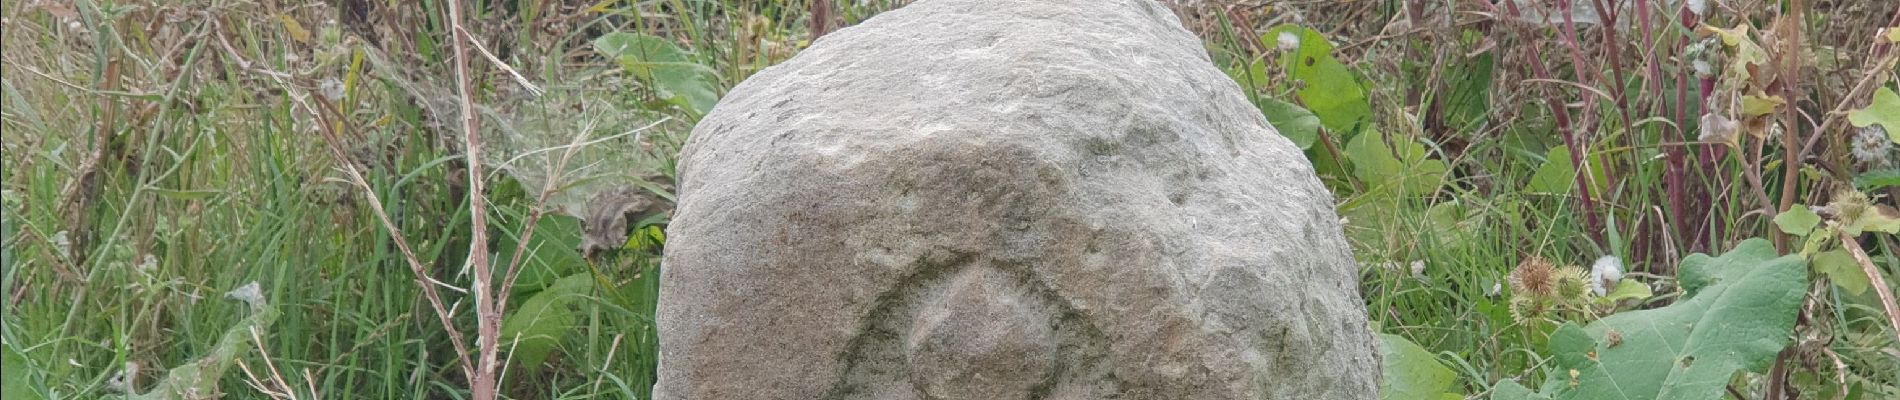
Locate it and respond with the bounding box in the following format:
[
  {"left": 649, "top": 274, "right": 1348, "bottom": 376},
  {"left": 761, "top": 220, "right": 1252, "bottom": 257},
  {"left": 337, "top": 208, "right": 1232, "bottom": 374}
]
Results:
[
  {"left": 1276, "top": 31, "right": 1300, "bottom": 51},
  {"left": 319, "top": 77, "right": 345, "bottom": 101},
  {"left": 1589, "top": 256, "right": 1623, "bottom": 296},
  {"left": 1852, "top": 126, "right": 1891, "bottom": 167}
]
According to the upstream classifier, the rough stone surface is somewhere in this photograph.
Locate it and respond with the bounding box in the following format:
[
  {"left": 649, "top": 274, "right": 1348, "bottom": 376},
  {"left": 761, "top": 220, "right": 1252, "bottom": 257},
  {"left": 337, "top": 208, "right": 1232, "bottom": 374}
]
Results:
[{"left": 656, "top": 0, "right": 1380, "bottom": 398}]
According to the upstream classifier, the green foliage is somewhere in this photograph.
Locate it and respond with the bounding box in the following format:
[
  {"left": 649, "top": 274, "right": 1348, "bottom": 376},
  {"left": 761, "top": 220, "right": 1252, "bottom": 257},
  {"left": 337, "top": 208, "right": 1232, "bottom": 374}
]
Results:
[
  {"left": 1493, "top": 240, "right": 1809, "bottom": 400},
  {"left": 132, "top": 289, "right": 280, "bottom": 400},
  {"left": 1380, "top": 333, "right": 1460, "bottom": 400},
  {"left": 1773, "top": 204, "right": 1821, "bottom": 236},
  {"left": 1489, "top": 379, "right": 1550, "bottom": 400},
  {"left": 1345, "top": 129, "right": 1448, "bottom": 198},
  {"left": 1702, "top": 24, "right": 1769, "bottom": 88},
  {"left": 1810, "top": 250, "right": 1869, "bottom": 296},
  {"left": 1850, "top": 169, "right": 1900, "bottom": 190},
  {"left": 1258, "top": 97, "right": 1320, "bottom": 150},
  {"left": 1525, "top": 146, "right": 1606, "bottom": 197},
  {"left": 495, "top": 214, "right": 588, "bottom": 294},
  {"left": 12, "top": 1, "right": 1899, "bottom": 399},
  {"left": 1264, "top": 25, "right": 1370, "bottom": 135},
  {"left": 1848, "top": 87, "right": 1900, "bottom": 143},
  {"left": 1815, "top": 191, "right": 1900, "bottom": 238},
  {"left": 1739, "top": 94, "right": 1786, "bottom": 118},
  {"left": 1594, "top": 280, "right": 1654, "bottom": 305},
  {"left": 501, "top": 272, "right": 596, "bottom": 378},
  {"left": 593, "top": 32, "right": 721, "bottom": 119},
  {"left": 1784, "top": 192, "right": 1900, "bottom": 296},
  {"left": 1, "top": 344, "right": 34, "bottom": 400},
  {"left": 1438, "top": 52, "right": 1494, "bottom": 134},
  {"left": 1423, "top": 200, "right": 1486, "bottom": 251}
]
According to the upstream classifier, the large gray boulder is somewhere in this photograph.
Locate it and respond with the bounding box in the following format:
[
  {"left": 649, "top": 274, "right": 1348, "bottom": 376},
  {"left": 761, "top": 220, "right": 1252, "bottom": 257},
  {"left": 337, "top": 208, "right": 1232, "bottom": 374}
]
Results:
[{"left": 656, "top": 0, "right": 1379, "bottom": 398}]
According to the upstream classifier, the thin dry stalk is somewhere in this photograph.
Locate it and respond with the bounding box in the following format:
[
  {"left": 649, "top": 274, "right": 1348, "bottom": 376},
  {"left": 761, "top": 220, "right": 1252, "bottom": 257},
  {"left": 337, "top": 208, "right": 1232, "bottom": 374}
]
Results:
[
  {"left": 1799, "top": 28, "right": 1900, "bottom": 160},
  {"left": 589, "top": 334, "right": 625, "bottom": 394},
  {"left": 237, "top": 362, "right": 291, "bottom": 400},
  {"left": 457, "top": 25, "right": 543, "bottom": 97},
  {"left": 1837, "top": 230, "right": 1900, "bottom": 345},
  {"left": 309, "top": 98, "right": 476, "bottom": 380},
  {"left": 443, "top": 0, "right": 499, "bottom": 398},
  {"left": 205, "top": 9, "right": 484, "bottom": 384},
  {"left": 239, "top": 326, "right": 301, "bottom": 400}
]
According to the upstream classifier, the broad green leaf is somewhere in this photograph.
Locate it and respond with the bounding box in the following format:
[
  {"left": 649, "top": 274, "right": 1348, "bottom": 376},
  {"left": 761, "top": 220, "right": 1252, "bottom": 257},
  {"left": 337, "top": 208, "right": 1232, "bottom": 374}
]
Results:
[
  {"left": 1, "top": 344, "right": 35, "bottom": 400},
  {"left": 1519, "top": 239, "right": 1808, "bottom": 400},
  {"left": 1345, "top": 130, "right": 1448, "bottom": 197},
  {"left": 497, "top": 214, "right": 587, "bottom": 294},
  {"left": 1812, "top": 250, "right": 1870, "bottom": 296},
  {"left": 1596, "top": 279, "right": 1654, "bottom": 305},
  {"left": 1739, "top": 94, "right": 1784, "bottom": 117},
  {"left": 1225, "top": 57, "right": 1269, "bottom": 90},
  {"left": 1525, "top": 146, "right": 1607, "bottom": 197},
  {"left": 1840, "top": 206, "right": 1900, "bottom": 236},
  {"left": 1848, "top": 87, "right": 1900, "bottom": 144},
  {"left": 592, "top": 32, "right": 720, "bottom": 117},
  {"left": 1379, "top": 333, "right": 1457, "bottom": 400},
  {"left": 1309, "top": 139, "right": 1354, "bottom": 193},
  {"left": 1258, "top": 97, "right": 1320, "bottom": 150},
  {"left": 1852, "top": 169, "right": 1900, "bottom": 190},
  {"left": 501, "top": 272, "right": 594, "bottom": 377},
  {"left": 1772, "top": 204, "right": 1820, "bottom": 236},
  {"left": 1265, "top": 25, "right": 1370, "bottom": 134},
  {"left": 1489, "top": 379, "right": 1551, "bottom": 400},
  {"left": 1700, "top": 24, "right": 1767, "bottom": 87}
]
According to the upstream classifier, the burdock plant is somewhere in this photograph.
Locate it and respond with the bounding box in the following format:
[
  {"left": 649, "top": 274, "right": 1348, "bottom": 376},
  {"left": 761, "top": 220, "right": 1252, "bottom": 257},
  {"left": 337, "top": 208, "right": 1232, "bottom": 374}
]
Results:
[{"left": 1508, "top": 256, "right": 1594, "bottom": 324}]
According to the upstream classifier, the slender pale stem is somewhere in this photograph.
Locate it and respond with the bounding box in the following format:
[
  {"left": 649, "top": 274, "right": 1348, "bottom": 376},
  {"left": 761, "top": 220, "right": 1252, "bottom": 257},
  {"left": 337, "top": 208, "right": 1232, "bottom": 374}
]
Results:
[{"left": 442, "top": 0, "right": 497, "bottom": 398}]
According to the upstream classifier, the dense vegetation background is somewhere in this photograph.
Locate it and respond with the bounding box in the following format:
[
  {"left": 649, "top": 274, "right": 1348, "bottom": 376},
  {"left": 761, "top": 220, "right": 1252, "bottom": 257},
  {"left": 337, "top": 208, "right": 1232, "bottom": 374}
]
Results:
[{"left": 2, "top": 0, "right": 1897, "bottom": 399}]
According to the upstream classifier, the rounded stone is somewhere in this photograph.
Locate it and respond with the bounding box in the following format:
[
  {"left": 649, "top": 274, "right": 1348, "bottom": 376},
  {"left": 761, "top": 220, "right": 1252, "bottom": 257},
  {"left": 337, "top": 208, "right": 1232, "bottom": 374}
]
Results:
[
  {"left": 903, "top": 267, "right": 1055, "bottom": 400},
  {"left": 654, "top": 0, "right": 1381, "bottom": 398}
]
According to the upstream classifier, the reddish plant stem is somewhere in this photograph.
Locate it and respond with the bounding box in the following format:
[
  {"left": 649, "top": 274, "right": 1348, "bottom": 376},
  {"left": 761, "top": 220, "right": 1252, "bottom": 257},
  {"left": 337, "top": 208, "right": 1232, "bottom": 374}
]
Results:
[
  {"left": 1554, "top": 0, "right": 1608, "bottom": 240},
  {"left": 1663, "top": 5, "right": 1715, "bottom": 256},
  {"left": 1404, "top": 0, "right": 1426, "bottom": 109},
  {"left": 1502, "top": 0, "right": 1604, "bottom": 243},
  {"left": 810, "top": 0, "right": 831, "bottom": 40},
  {"left": 1774, "top": 0, "right": 1806, "bottom": 250},
  {"left": 1839, "top": 230, "right": 1900, "bottom": 347},
  {"left": 1586, "top": 0, "right": 1633, "bottom": 133},
  {"left": 1676, "top": 5, "right": 1723, "bottom": 252},
  {"left": 1586, "top": 0, "right": 1650, "bottom": 256},
  {"left": 1635, "top": 0, "right": 1665, "bottom": 103},
  {"left": 1555, "top": 0, "right": 1603, "bottom": 132}
]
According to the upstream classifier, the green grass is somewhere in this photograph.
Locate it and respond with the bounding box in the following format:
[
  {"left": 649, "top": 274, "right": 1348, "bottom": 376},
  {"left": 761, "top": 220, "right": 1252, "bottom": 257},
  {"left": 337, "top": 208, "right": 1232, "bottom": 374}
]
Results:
[{"left": 5, "top": 0, "right": 1898, "bottom": 399}]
